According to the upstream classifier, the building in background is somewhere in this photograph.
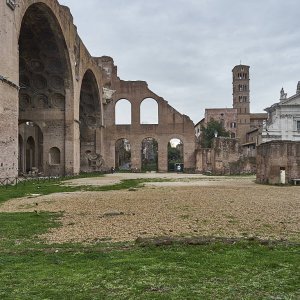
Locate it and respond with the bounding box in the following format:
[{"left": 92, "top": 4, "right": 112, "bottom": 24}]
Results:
[
  {"left": 194, "top": 65, "right": 268, "bottom": 174},
  {"left": 261, "top": 84, "right": 300, "bottom": 143},
  {"left": 195, "top": 64, "right": 267, "bottom": 148},
  {"left": 232, "top": 65, "right": 251, "bottom": 143},
  {"left": 255, "top": 83, "right": 300, "bottom": 184},
  {"left": 204, "top": 108, "right": 237, "bottom": 138}
]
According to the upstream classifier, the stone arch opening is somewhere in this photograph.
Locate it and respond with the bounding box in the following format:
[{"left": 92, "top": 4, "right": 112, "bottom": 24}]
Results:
[
  {"left": 115, "top": 139, "right": 131, "bottom": 170},
  {"left": 168, "top": 138, "right": 184, "bottom": 172},
  {"left": 115, "top": 99, "right": 131, "bottom": 125},
  {"left": 141, "top": 137, "right": 158, "bottom": 172},
  {"left": 79, "top": 70, "right": 102, "bottom": 172},
  {"left": 26, "top": 137, "right": 35, "bottom": 173},
  {"left": 140, "top": 98, "right": 159, "bottom": 124},
  {"left": 19, "top": 121, "right": 43, "bottom": 175},
  {"left": 18, "top": 3, "right": 72, "bottom": 176}
]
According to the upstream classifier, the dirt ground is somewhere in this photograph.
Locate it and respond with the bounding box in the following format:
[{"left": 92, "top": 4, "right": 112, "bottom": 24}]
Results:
[{"left": 1, "top": 173, "right": 299, "bottom": 243}]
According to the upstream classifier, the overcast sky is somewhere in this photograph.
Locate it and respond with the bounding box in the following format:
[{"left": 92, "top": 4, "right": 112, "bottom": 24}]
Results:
[{"left": 59, "top": 0, "right": 300, "bottom": 123}]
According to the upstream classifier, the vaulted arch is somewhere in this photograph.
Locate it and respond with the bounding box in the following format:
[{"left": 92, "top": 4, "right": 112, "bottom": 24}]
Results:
[
  {"left": 115, "top": 138, "right": 131, "bottom": 170},
  {"left": 168, "top": 138, "right": 184, "bottom": 172},
  {"left": 141, "top": 137, "right": 158, "bottom": 171},
  {"left": 79, "top": 70, "right": 102, "bottom": 172},
  {"left": 18, "top": 2, "right": 72, "bottom": 176}
]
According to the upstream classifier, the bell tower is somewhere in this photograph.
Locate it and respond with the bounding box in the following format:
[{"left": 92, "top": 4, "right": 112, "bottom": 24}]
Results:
[{"left": 232, "top": 65, "right": 250, "bottom": 142}]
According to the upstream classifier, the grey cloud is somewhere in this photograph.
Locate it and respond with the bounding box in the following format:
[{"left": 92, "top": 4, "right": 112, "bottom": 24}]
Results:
[{"left": 60, "top": 0, "right": 300, "bottom": 122}]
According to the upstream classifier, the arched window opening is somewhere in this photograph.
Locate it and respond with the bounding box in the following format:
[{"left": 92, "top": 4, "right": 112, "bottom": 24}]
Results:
[
  {"left": 49, "top": 147, "right": 61, "bottom": 165},
  {"left": 115, "top": 139, "right": 131, "bottom": 170},
  {"left": 115, "top": 99, "right": 131, "bottom": 125},
  {"left": 168, "top": 138, "right": 184, "bottom": 172},
  {"left": 141, "top": 137, "right": 158, "bottom": 171},
  {"left": 140, "top": 98, "right": 158, "bottom": 124}
]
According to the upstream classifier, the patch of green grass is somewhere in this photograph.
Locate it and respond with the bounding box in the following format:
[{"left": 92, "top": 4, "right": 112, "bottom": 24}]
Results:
[
  {"left": 0, "top": 180, "right": 78, "bottom": 204},
  {"left": 0, "top": 174, "right": 257, "bottom": 204},
  {"left": 91, "top": 178, "right": 146, "bottom": 191},
  {"left": 0, "top": 212, "right": 62, "bottom": 250},
  {"left": 0, "top": 212, "right": 299, "bottom": 299},
  {"left": 0, "top": 177, "right": 172, "bottom": 204},
  {"left": 0, "top": 241, "right": 299, "bottom": 299},
  {"left": 0, "top": 176, "right": 299, "bottom": 298}
]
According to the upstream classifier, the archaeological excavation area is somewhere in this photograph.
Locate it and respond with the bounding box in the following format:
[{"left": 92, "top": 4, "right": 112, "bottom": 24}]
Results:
[
  {"left": 1, "top": 1, "right": 300, "bottom": 185},
  {"left": 0, "top": 173, "right": 299, "bottom": 243}
]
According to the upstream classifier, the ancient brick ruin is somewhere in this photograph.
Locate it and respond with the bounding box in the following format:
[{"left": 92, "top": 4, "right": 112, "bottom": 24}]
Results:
[
  {"left": 196, "top": 137, "right": 256, "bottom": 175},
  {"left": 1, "top": 1, "right": 299, "bottom": 181},
  {"left": 256, "top": 141, "right": 300, "bottom": 184},
  {"left": 0, "top": 1, "right": 196, "bottom": 177}
]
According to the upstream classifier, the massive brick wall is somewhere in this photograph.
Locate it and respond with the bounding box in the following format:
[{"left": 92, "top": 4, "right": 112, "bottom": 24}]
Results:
[
  {"left": 0, "top": 83, "right": 18, "bottom": 177},
  {"left": 204, "top": 108, "right": 237, "bottom": 138},
  {"left": 257, "top": 141, "right": 300, "bottom": 184},
  {"left": 0, "top": 1, "right": 197, "bottom": 177},
  {"left": 196, "top": 137, "right": 256, "bottom": 175},
  {"left": 103, "top": 78, "right": 196, "bottom": 172},
  {"left": 0, "top": 0, "right": 105, "bottom": 177}
]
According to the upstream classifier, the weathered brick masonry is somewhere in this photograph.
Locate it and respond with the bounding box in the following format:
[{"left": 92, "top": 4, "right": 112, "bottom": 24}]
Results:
[
  {"left": 0, "top": 0, "right": 196, "bottom": 177},
  {"left": 256, "top": 141, "right": 300, "bottom": 184}
]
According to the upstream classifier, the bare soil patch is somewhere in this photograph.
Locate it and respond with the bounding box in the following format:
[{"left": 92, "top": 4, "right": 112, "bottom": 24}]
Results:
[{"left": 0, "top": 174, "right": 299, "bottom": 243}]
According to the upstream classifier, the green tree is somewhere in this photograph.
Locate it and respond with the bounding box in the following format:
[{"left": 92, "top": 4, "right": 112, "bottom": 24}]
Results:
[
  {"left": 168, "top": 142, "right": 181, "bottom": 162},
  {"left": 200, "top": 119, "right": 230, "bottom": 148},
  {"left": 168, "top": 141, "right": 183, "bottom": 171}
]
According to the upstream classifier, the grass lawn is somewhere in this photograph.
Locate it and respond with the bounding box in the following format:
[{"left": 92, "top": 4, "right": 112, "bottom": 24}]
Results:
[
  {"left": 0, "top": 176, "right": 158, "bottom": 204},
  {"left": 0, "top": 177, "right": 299, "bottom": 299}
]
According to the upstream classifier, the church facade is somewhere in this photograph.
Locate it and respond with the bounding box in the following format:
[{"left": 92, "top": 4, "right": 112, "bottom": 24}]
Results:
[{"left": 261, "top": 84, "right": 300, "bottom": 143}]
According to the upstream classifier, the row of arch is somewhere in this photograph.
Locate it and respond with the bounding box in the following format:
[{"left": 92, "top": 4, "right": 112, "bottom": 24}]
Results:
[
  {"left": 18, "top": 125, "right": 61, "bottom": 175},
  {"left": 115, "top": 138, "right": 184, "bottom": 172},
  {"left": 115, "top": 98, "right": 159, "bottom": 125},
  {"left": 14, "top": 2, "right": 190, "bottom": 175}
]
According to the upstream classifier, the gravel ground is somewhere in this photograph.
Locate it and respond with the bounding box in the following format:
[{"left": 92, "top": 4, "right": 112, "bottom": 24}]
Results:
[{"left": 1, "top": 174, "right": 299, "bottom": 243}]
